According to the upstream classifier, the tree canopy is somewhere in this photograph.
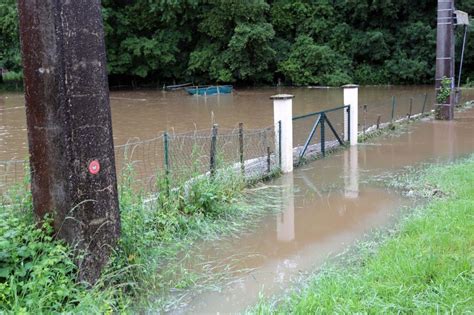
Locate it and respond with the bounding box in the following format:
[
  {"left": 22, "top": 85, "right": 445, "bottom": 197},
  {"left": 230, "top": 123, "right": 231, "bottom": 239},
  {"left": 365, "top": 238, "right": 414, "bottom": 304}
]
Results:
[{"left": 1, "top": 0, "right": 474, "bottom": 86}]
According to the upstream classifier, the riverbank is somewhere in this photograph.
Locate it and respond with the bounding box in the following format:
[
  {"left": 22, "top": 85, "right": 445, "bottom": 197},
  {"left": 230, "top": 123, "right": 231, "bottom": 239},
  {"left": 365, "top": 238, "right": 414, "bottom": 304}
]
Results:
[{"left": 251, "top": 156, "right": 474, "bottom": 313}]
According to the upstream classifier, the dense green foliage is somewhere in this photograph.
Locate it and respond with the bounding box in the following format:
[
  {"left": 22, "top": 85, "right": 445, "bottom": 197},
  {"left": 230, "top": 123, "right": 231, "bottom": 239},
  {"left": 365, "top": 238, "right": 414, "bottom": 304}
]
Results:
[
  {"left": 253, "top": 156, "right": 474, "bottom": 314},
  {"left": 0, "top": 165, "right": 281, "bottom": 312},
  {"left": 1, "top": 1, "right": 474, "bottom": 86},
  {"left": 0, "top": 183, "right": 117, "bottom": 312},
  {"left": 0, "top": 0, "right": 21, "bottom": 84}
]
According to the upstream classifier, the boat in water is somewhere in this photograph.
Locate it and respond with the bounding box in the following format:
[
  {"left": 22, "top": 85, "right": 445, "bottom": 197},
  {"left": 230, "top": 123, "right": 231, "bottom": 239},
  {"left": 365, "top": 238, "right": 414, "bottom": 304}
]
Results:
[
  {"left": 186, "top": 85, "right": 233, "bottom": 96},
  {"left": 164, "top": 82, "right": 192, "bottom": 91}
]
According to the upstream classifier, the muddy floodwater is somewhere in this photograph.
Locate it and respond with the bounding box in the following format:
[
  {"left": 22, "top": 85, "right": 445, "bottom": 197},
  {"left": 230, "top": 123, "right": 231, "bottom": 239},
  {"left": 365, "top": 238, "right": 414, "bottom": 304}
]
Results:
[
  {"left": 2, "top": 86, "right": 474, "bottom": 312},
  {"left": 169, "top": 107, "right": 474, "bottom": 314},
  {"left": 3, "top": 85, "right": 473, "bottom": 161}
]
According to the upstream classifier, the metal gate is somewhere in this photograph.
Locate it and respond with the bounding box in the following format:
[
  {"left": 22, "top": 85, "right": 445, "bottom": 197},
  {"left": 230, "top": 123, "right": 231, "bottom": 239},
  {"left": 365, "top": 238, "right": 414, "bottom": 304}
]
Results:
[{"left": 293, "top": 105, "right": 350, "bottom": 165}]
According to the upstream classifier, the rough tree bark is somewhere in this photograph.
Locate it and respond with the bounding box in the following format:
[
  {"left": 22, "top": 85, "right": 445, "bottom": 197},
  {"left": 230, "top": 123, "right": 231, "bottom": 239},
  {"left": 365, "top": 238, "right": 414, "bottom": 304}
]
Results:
[{"left": 17, "top": 0, "right": 120, "bottom": 284}]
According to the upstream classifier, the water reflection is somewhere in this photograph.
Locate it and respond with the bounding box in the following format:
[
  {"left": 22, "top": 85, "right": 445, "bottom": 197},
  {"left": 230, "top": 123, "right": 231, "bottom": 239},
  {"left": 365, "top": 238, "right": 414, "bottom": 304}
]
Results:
[
  {"left": 433, "top": 120, "right": 456, "bottom": 161},
  {"left": 344, "top": 146, "right": 359, "bottom": 198},
  {"left": 172, "top": 108, "right": 474, "bottom": 314},
  {"left": 276, "top": 174, "right": 294, "bottom": 242}
]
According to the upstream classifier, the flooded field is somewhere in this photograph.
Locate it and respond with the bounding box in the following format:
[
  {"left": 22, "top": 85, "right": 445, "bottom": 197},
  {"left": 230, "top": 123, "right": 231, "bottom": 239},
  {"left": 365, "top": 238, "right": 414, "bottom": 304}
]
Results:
[
  {"left": 2, "top": 86, "right": 474, "bottom": 312},
  {"left": 169, "top": 107, "right": 474, "bottom": 314},
  {"left": 1, "top": 85, "right": 463, "bottom": 161}
]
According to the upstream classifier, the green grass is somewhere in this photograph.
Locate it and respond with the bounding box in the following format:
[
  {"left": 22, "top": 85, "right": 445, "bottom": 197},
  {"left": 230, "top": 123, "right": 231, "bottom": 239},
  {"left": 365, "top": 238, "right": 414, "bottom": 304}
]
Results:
[
  {"left": 0, "top": 179, "right": 120, "bottom": 313},
  {"left": 0, "top": 165, "right": 283, "bottom": 313},
  {"left": 252, "top": 156, "right": 474, "bottom": 314},
  {"left": 110, "top": 166, "right": 283, "bottom": 310}
]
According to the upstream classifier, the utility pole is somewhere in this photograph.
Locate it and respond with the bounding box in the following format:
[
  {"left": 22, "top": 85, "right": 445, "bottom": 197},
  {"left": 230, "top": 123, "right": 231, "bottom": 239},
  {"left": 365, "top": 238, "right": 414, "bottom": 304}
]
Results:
[
  {"left": 435, "top": 0, "right": 455, "bottom": 120},
  {"left": 18, "top": 1, "right": 120, "bottom": 284}
]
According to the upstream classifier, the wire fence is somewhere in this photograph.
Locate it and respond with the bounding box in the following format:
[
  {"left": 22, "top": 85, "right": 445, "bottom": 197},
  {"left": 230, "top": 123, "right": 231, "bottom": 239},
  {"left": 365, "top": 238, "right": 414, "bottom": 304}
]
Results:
[
  {"left": 114, "top": 124, "right": 278, "bottom": 192},
  {"left": 293, "top": 92, "right": 437, "bottom": 163},
  {"left": 166, "top": 125, "right": 277, "bottom": 186},
  {"left": 0, "top": 124, "right": 280, "bottom": 195},
  {"left": 359, "top": 93, "right": 435, "bottom": 133},
  {"left": 0, "top": 92, "right": 438, "bottom": 194},
  {"left": 0, "top": 160, "right": 27, "bottom": 193}
]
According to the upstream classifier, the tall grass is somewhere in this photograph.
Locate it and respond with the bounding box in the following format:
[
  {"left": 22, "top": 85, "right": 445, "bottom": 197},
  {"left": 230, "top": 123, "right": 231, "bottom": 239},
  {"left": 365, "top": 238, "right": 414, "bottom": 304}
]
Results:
[
  {"left": 251, "top": 156, "right": 474, "bottom": 314},
  {"left": 0, "top": 175, "right": 120, "bottom": 313},
  {"left": 0, "top": 161, "right": 283, "bottom": 312}
]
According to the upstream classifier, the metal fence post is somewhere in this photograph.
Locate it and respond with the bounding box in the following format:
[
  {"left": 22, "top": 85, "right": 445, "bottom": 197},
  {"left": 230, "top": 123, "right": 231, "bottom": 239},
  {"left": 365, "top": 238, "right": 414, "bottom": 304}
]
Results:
[
  {"left": 238, "top": 122, "right": 244, "bottom": 175},
  {"left": 391, "top": 96, "right": 396, "bottom": 122},
  {"left": 321, "top": 113, "right": 326, "bottom": 157},
  {"left": 267, "top": 146, "right": 271, "bottom": 173},
  {"left": 278, "top": 120, "right": 282, "bottom": 170},
  {"left": 163, "top": 132, "right": 170, "bottom": 195},
  {"left": 164, "top": 132, "right": 170, "bottom": 174},
  {"left": 421, "top": 93, "right": 428, "bottom": 115},
  {"left": 363, "top": 104, "right": 367, "bottom": 136},
  {"left": 347, "top": 106, "right": 351, "bottom": 143},
  {"left": 210, "top": 124, "right": 218, "bottom": 177},
  {"left": 408, "top": 98, "right": 413, "bottom": 120}
]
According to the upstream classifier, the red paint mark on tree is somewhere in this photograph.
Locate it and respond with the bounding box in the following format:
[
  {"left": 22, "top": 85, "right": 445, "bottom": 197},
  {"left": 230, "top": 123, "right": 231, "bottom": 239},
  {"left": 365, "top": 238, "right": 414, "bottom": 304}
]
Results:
[{"left": 89, "top": 160, "right": 100, "bottom": 175}]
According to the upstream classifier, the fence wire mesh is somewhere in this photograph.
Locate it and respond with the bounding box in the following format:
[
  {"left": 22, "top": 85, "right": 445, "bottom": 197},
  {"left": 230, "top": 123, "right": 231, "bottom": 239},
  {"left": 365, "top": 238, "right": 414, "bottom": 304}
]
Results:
[
  {"left": 114, "top": 135, "right": 165, "bottom": 192},
  {"left": 165, "top": 125, "right": 277, "bottom": 187},
  {"left": 0, "top": 91, "right": 439, "bottom": 194},
  {"left": 0, "top": 160, "right": 28, "bottom": 193},
  {"left": 112, "top": 124, "right": 278, "bottom": 193},
  {"left": 360, "top": 93, "right": 435, "bottom": 133},
  {"left": 0, "top": 124, "right": 278, "bottom": 195}
]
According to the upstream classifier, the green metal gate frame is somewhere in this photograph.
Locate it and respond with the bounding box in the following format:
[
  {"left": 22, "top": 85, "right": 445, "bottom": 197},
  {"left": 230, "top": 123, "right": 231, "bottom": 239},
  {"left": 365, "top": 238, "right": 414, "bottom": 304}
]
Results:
[{"left": 293, "top": 105, "right": 349, "bottom": 164}]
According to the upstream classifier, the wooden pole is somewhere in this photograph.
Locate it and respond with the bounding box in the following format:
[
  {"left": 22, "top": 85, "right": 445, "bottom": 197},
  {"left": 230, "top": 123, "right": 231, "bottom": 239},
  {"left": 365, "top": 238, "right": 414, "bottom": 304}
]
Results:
[{"left": 18, "top": 0, "right": 120, "bottom": 284}]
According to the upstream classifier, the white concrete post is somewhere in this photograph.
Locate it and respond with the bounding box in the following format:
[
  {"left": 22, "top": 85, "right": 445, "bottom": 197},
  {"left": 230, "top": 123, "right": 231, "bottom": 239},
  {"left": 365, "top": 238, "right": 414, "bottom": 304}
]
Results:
[
  {"left": 343, "top": 84, "right": 359, "bottom": 146},
  {"left": 272, "top": 94, "right": 294, "bottom": 173}
]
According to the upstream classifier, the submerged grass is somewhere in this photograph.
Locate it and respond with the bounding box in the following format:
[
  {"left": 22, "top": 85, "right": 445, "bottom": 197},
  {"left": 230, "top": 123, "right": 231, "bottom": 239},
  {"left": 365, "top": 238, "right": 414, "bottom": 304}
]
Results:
[
  {"left": 113, "top": 166, "right": 284, "bottom": 311},
  {"left": 251, "top": 156, "right": 474, "bottom": 314},
  {"left": 0, "top": 164, "right": 284, "bottom": 313}
]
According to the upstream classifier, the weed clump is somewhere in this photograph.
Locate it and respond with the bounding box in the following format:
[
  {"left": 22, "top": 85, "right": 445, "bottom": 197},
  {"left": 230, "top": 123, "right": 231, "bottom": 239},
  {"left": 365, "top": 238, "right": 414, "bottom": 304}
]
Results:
[
  {"left": 0, "top": 161, "right": 280, "bottom": 312},
  {"left": 0, "top": 186, "right": 117, "bottom": 313}
]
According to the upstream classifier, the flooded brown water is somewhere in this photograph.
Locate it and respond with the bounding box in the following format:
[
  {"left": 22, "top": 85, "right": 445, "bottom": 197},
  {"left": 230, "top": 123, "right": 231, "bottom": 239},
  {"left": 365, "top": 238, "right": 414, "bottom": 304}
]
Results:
[
  {"left": 3, "top": 85, "right": 457, "bottom": 190},
  {"left": 2, "top": 86, "right": 474, "bottom": 312},
  {"left": 169, "top": 107, "right": 474, "bottom": 314},
  {"left": 2, "top": 85, "right": 467, "bottom": 161}
]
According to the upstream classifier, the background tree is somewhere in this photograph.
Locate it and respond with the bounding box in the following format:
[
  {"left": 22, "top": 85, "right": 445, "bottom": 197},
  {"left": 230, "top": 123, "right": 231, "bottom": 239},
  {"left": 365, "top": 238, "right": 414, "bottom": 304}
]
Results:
[
  {"left": 0, "top": 0, "right": 473, "bottom": 87},
  {"left": 0, "top": 0, "right": 21, "bottom": 84}
]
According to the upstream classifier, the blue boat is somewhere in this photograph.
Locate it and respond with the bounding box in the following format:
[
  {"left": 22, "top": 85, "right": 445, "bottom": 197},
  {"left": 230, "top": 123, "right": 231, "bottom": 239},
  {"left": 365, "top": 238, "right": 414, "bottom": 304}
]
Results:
[{"left": 186, "top": 85, "right": 233, "bottom": 96}]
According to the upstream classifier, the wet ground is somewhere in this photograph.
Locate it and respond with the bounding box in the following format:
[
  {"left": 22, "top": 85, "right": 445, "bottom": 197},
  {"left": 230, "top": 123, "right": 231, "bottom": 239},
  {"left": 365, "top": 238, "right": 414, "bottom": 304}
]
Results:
[{"left": 169, "top": 107, "right": 474, "bottom": 314}]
